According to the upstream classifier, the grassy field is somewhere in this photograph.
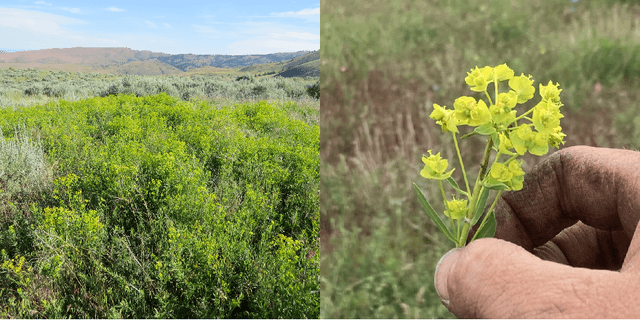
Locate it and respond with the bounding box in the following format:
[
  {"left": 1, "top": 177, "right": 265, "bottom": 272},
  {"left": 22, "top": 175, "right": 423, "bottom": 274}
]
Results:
[
  {"left": 0, "top": 74, "right": 319, "bottom": 317},
  {"left": 320, "top": 0, "right": 640, "bottom": 318},
  {"left": 0, "top": 67, "right": 319, "bottom": 109}
]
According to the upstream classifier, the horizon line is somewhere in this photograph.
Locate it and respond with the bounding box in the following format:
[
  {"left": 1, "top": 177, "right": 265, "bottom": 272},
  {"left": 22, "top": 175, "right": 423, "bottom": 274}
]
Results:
[{"left": 0, "top": 46, "right": 320, "bottom": 56}]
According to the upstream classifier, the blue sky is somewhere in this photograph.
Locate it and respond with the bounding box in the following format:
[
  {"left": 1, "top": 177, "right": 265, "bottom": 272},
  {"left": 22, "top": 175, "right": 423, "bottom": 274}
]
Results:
[{"left": 0, "top": 0, "right": 319, "bottom": 55}]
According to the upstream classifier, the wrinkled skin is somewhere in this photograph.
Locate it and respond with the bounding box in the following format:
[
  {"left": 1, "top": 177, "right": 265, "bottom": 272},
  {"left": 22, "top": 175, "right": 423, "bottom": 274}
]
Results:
[{"left": 434, "top": 146, "right": 640, "bottom": 318}]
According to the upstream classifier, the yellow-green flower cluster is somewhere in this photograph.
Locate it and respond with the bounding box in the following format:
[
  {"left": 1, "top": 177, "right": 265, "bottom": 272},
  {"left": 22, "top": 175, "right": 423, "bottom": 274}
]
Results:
[
  {"left": 430, "top": 103, "right": 459, "bottom": 133},
  {"left": 444, "top": 197, "right": 468, "bottom": 220},
  {"left": 429, "top": 63, "right": 566, "bottom": 159},
  {"left": 417, "top": 63, "right": 568, "bottom": 247},
  {"left": 484, "top": 160, "right": 525, "bottom": 191},
  {"left": 453, "top": 96, "right": 491, "bottom": 126},
  {"left": 420, "top": 150, "right": 454, "bottom": 180},
  {"left": 500, "top": 81, "right": 566, "bottom": 157}
]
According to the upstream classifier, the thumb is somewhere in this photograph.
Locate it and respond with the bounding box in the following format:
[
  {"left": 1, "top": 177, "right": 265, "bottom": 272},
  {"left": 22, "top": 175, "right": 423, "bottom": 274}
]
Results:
[{"left": 434, "top": 238, "right": 639, "bottom": 318}]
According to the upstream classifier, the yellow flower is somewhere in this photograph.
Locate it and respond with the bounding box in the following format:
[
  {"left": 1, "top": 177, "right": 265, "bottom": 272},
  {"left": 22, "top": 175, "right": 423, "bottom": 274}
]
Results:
[
  {"left": 490, "top": 91, "right": 518, "bottom": 126},
  {"left": 420, "top": 150, "right": 455, "bottom": 180},
  {"left": 430, "top": 104, "right": 459, "bottom": 133},
  {"left": 548, "top": 126, "right": 566, "bottom": 148},
  {"left": 429, "top": 103, "right": 448, "bottom": 121},
  {"left": 539, "top": 80, "right": 562, "bottom": 103},
  {"left": 528, "top": 131, "right": 550, "bottom": 156},
  {"left": 465, "top": 66, "right": 494, "bottom": 92},
  {"left": 498, "top": 132, "right": 515, "bottom": 155},
  {"left": 453, "top": 96, "right": 491, "bottom": 127},
  {"left": 510, "top": 124, "right": 533, "bottom": 155},
  {"left": 444, "top": 197, "right": 468, "bottom": 220},
  {"left": 533, "top": 100, "right": 563, "bottom": 134},
  {"left": 508, "top": 74, "right": 535, "bottom": 103},
  {"left": 494, "top": 64, "right": 515, "bottom": 81}
]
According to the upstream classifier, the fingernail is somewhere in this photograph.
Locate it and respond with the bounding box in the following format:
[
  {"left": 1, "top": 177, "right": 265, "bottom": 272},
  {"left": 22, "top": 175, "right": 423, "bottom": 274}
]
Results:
[{"left": 434, "top": 248, "right": 461, "bottom": 308}]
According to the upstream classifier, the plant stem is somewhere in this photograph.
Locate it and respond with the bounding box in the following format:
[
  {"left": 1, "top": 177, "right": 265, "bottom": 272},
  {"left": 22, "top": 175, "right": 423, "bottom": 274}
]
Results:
[
  {"left": 513, "top": 106, "right": 536, "bottom": 123},
  {"left": 456, "top": 137, "right": 494, "bottom": 247},
  {"left": 451, "top": 132, "right": 471, "bottom": 196},
  {"left": 471, "top": 189, "right": 503, "bottom": 242},
  {"left": 483, "top": 90, "right": 493, "bottom": 106},
  {"left": 494, "top": 76, "right": 499, "bottom": 107}
]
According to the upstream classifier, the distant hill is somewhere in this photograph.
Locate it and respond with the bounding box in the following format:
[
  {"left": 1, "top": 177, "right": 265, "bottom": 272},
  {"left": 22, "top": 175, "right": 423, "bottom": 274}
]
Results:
[
  {"left": 111, "top": 59, "right": 183, "bottom": 76},
  {"left": 0, "top": 47, "right": 318, "bottom": 77},
  {"left": 240, "top": 50, "right": 320, "bottom": 78}
]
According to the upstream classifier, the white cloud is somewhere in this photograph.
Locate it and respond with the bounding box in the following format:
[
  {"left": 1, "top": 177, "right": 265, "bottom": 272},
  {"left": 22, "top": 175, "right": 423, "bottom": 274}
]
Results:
[
  {"left": 279, "top": 8, "right": 320, "bottom": 16},
  {"left": 271, "top": 7, "right": 319, "bottom": 19},
  {"left": 162, "top": 22, "right": 171, "bottom": 28},
  {"left": 107, "top": 7, "right": 125, "bottom": 12},
  {"left": 227, "top": 36, "right": 319, "bottom": 55},
  {"left": 207, "top": 21, "right": 319, "bottom": 54},
  {"left": 34, "top": 1, "right": 52, "bottom": 6},
  {"left": 0, "top": 8, "right": 83, "bottom": 32},
  {"left": 269, "top": 31, "right": 318, "bottom": 41},
  {"left": 60, "top": 7, "right": 81, "bottom": 14},
  {"left": 0, "top": 8, "right": 123, "bottom": 49},
  {"left": 193, "top": 24, "right": 220, "bottom": 36},
  {"left": 145, "top": 21, "right": 156, "bottom": 28}
]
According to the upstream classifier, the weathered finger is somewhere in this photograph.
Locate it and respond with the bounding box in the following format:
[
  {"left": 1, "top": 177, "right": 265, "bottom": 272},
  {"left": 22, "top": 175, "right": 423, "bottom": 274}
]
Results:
[
  {"left": 532, "top": 221, "right": 631, "bottom": 270},
  {"left": 435, "top": 238, "right": 640, "bottom": 318},
  {"left": 493, "top": 146, "right": 640, "bottom": 267}
]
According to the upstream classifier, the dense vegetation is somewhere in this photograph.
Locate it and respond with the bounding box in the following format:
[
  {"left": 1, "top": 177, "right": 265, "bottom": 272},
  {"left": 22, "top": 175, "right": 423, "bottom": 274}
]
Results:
[
  {"left": 0, "top": 79, "right": 319, "bottom": 316},
  {"left": 321, "top": 0, "right": 640, "bottom": 318},
  {"left": 0, "top": 47, "right": 314, "bottom": 74},
  {"left": 0, "top": 67, "right": 319, "bottom": 109}
]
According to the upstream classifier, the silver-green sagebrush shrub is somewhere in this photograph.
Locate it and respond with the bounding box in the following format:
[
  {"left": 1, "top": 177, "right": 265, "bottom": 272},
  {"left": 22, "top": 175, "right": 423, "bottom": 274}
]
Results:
[{"left": 0, "top": 123, "right": 53, "bottom": 200}]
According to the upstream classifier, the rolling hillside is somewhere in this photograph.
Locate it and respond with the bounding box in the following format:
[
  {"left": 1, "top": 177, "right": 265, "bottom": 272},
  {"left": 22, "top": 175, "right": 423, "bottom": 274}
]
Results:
[
  {"left": 0, "top": 47, "right": 318, "bottom": 77},
  {"left": 110, "top": 59, "right": 183, "bottom": 76},
  {"left": 239, "top": 50, "right": 320, "bottom": 77}
]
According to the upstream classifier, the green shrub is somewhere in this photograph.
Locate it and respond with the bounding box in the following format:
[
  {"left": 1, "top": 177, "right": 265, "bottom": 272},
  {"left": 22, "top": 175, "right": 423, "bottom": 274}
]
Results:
[
  {"left": 0, "top": 93, "right": 319, "bottom": 318},
  {"left": 306, "top": 81, "right": 320, "bottom": 99}
]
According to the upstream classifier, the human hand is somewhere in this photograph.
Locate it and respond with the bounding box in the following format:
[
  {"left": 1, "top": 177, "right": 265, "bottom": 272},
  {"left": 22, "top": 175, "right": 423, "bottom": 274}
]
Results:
[{"left": 434, "top": 146, "right": 640, "bottom": 318}]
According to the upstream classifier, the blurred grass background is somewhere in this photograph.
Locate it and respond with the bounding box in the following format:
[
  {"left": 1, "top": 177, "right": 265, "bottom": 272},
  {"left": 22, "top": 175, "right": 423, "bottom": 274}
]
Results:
[{"left": 320, "top": 0, "right": 640, "bottom": 318}]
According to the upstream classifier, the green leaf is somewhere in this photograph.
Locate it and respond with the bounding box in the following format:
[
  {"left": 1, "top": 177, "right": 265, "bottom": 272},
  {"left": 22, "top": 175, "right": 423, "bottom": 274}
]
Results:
[
  {"left": 445, "top": 177, "right": 469, "bottom": 197},
  {"left": 483, "top": 179, "right": 510, "bottom": 190},
  {"left": 490, "top": 132, "right": 500, "bottom": 146},
  {"left": 474, "top": 122, "right": 496, "bottom": 135},
  {"left": 413, "top": 182, "right": 457, "bottom": 244},
  {"left": 474, "top": 210, "right": 496, "bottom": 240},
  {"left": 471, "top": 186, "right": 491, "bottom": 225}
]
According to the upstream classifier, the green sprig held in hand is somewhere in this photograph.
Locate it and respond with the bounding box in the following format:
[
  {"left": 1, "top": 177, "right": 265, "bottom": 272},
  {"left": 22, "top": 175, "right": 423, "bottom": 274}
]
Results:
[{"left": 414, "top": 64, "right": 566, "bottom": 248}]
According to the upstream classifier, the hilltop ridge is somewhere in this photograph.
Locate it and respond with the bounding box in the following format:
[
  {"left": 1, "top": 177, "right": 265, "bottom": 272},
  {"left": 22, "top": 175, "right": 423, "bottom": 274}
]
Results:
[{"left": 0, "top": 47, "right": 319, "bottom": 77}]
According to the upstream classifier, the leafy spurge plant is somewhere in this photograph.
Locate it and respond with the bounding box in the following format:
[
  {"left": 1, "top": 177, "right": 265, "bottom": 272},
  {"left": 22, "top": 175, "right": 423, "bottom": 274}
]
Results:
[{"left": 414, "top": 64, "right": 566, "bottom": 248}]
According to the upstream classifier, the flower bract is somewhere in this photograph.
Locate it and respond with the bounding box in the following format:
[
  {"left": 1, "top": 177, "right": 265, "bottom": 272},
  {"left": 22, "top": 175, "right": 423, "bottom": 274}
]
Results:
[
  {"left": 539, "top": 80, "right": 562, "bottom": 103},
  {"left": 490, "top": 91, "right": 518, "bottom": 127},
  {"left": 453, "top": 96, "right": 491, "bottom": 127},
  {"left": 532, "top": 100, "right": 563, "bottom": 134},
  {"left": 465, "top": 66, "right": 494, "bottom": 92},
  {"left": 509, "top": 74, "right": 535, "bottom": 103},
  {"left": 420, "top": 150, "right": 455, "bottom": 180},
  {"left": 494, "top": 64, "right": 515, "bottom": 81},
  {"left": 430, "top": 103, "right": 459, "bottom": 133},
  {"left": 444, "top": 197, "right": 468, "bottom": 220},
  {"left": 548, "top": 126, "right": 566, "bottom": 148},
  {"left": 506, "top": 160, "right": 525, "bottom": 191},
  {"left": 484, "top": 160, "right": 525, "bottom": 191},
  {"left": 509, "top": 124, "right": 532, "bottom": 155},
  {"left": 498, "top": 132, "right": 515, "bottom": 155},
  {"left": 528, "top": 132, "right": 549, "bottom": 156}
]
